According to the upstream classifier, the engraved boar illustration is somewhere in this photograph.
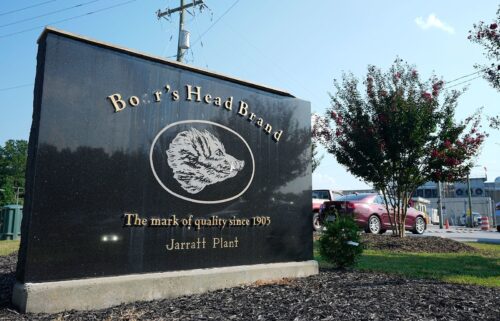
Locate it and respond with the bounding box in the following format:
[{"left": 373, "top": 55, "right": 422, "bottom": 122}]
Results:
[{"left": 167, "top": 128, "right": 245, "bottom": 194}]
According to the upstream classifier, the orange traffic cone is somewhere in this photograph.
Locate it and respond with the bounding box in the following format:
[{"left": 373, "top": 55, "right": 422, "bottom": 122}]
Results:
[{"left": 445, "top": 219, "right": 449, "bottom": 229}]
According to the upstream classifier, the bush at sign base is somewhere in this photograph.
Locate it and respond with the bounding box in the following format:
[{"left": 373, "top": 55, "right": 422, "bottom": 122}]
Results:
[{"left": 318, "top": 215, "right": 363, "bottom": 269}]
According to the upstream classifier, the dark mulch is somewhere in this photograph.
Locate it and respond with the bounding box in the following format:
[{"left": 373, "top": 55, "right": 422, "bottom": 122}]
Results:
[
  {"left": 0, "top": 268, "right": 498, "bottom": 321},
  {"left": 0, "top": 252, "right": 498, "bottom": 320},
  {"left": 361, "top": 234, "right": 478, "bottom": 253},
  {"left": 0, "top": 253, "right": 16, "bottom": 310}
]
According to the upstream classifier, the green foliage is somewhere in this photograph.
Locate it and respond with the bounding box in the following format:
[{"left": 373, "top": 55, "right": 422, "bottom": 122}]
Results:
[
  {"left": 311, "top": 113, "right": 325, "bottom": 172},
  {"left": 318, "top": 215, "right": 363, "bottom": 269},
  {"left": 311, "top": 141, "right": 323, "bottom": 172},
  {"left": 468, "top": 6, "right": 500, "bottom": 130},
  {"left": 0, "top": 140, "right": 28, "bottom": 206},
  {"left": 468, "top": 5, "right": 500, "bottom": 92}
]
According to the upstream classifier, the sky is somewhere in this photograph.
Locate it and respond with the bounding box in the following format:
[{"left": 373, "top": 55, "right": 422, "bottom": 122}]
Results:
[{"left": 0, "top": 0, "right": 499, "bottom": 189}]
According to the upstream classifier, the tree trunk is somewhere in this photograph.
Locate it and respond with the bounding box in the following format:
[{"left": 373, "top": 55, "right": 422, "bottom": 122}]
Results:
[{"left": 398, "top": 221, "right": 405, "bottom": 237}]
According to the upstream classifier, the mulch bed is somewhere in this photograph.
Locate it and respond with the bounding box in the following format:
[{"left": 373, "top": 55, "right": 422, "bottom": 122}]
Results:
[
  {"left": 0, "top": 243, "right": 498, "bottom": 320},
  {"left": 361, "top": 234, "right": 478, "bottom": 253}
]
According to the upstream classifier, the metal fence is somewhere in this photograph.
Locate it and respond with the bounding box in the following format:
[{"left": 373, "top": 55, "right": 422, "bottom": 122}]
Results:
[{"left": 426, "top": 197, "right": 495, "bottom": 226}]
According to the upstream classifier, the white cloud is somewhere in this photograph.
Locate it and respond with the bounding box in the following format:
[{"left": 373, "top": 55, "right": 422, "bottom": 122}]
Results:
[{"left": 415, "top": 13, "right": 455, "bottom": 34}]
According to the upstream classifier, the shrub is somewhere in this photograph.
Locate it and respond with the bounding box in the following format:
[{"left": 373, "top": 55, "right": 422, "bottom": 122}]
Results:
[{"left": 318, "top": 214, "right": 363, "bottom": 269}]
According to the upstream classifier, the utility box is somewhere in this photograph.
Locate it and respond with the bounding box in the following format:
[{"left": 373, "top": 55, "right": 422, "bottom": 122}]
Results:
[{"left": 0, "top": 205, "right": 23, "bottom": 240}]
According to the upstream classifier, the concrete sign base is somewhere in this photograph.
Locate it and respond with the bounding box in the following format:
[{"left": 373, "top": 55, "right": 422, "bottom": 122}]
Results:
[{"left": 13, "top": 260, "right": 318, "bottom": 313}]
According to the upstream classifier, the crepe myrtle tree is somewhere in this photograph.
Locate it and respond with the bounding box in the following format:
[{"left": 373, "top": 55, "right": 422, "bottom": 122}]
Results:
[
  {"left": 468, "top": 6, "right": 500, "bottom": 91},
  {"left": 311, "top": 113, "right": 327, "bottom": 172},
  {"left": 311, "top": 141, "right": 322, "bottom": 172},
  {"left": 468, "top": 6, "right": 500, "bottom": 128},
  {"left": 317, "top": 59, "right": 486, "bottom": 237}
]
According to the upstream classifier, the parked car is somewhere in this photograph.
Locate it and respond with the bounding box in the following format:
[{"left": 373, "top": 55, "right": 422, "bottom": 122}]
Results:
[
  {"left": 320, "top": 193, "right": 427, "bottom": 234},
  {"left": 312, "top": 189, "right": 343, "bottom": 231},
  {"left": 458, "top": 212, "right": 482, "bottom": 227}
]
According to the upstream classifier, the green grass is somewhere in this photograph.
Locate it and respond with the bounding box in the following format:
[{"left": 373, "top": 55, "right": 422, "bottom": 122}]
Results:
[
  {"left": 0, "top": 240, "right": 20, "bottom": 256},
  {"left": 315, "top": 241, "right": 500, "bottom": 287},
  {"left": 466, "top": 242, "right": 500, "bottom": 257}
]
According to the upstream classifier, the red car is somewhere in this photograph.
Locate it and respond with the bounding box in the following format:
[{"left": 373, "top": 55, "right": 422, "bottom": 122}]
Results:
[
  {"left": 320, "top": 193, "right": 426, "bottom": 234},
  {"left": 312, "top": 189, "right": 343, "bottom": 231}
]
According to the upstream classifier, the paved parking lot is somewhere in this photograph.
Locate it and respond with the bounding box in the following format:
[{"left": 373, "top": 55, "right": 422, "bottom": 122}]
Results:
[{"left": 419, "top": 224, "right": 500, "bottom": 244}]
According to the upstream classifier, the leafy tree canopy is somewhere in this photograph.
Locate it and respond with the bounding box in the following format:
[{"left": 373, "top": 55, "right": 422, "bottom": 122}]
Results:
[
  {"left": 0, "top": 140, "right": 28, "bottom": 206},
  {"left": 468, "top": 5, "right": 500, "bottom": 91},
  {"left": 316, "top": 59, "right": 486, "bottom": 237},
  {"left": 311, "top": 113, "right": 325, "bottom": 172},
  {"left": 468, "top": 5, "right": 499, "bottom": 129}
]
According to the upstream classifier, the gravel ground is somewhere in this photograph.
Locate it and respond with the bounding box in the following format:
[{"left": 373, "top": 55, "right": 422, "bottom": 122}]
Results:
[{"left": 0, "top": 240, "right": 498, "bottom": 320}]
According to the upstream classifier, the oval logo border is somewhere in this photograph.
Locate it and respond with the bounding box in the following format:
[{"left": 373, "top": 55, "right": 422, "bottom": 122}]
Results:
[{"left": 149, "top": 120, "right": 256, "bottom": 204}]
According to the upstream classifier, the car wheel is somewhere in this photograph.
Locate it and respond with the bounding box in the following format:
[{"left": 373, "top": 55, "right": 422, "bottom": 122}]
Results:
[
  {"left": 412, "top": 216, "right": 426, "bottom": 234},
  {"left": 367, "top": 215, "right": 381, "bottom": 234},
  {"left": 312, "top": 212, "right": 323, "bottom": 232},
  {"left": 497, "top": 225, "right": 500, "bottom": 232}
]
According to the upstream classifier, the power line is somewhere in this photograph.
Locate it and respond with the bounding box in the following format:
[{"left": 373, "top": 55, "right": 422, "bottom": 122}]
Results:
[
  {"left": 191, "top": 0, "right": 241, "bottom": 47},
  {"left": 444, "top": 75, "right": 483, "bottom": 89},
  {"left": 0, "top": 0, "right": 57, "bottom": 17},
  {"left": 0, "top": 0, "right": 103, "bottom": 29},
  {"left": 0, "top": 0, "right": 137, "bottom": 39},
  {"left": 192, "top": 8, "right": 208, "bottom": 68},
  {"left": 219, "top": 18, "right": 327, "bottom": 105},
  {"left": 444, "top": 67, "right": 489, "bottom": 85},
  {"left": 0, "top": 83, "right": 33, "bottom": 92}
]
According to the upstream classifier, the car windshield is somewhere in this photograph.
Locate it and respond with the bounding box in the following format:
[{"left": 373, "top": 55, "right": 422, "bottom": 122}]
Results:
[
  {"left": 335, "top": 194, "right": 372, "bottom": 202},
  {"left": 331, "top": 194, "right": 343, "bottom": 201},
  {"left": 312, "top": 190, "right": 329, "bottom": 199}
]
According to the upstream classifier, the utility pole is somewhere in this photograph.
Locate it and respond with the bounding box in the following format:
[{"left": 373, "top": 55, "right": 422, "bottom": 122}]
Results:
[
  {"left": 437, "top": 181, "right": 444, "bottom": 229},
  {"left": 157, "top": 0, "right": 206, "bottom": 63},
  {"left": 15, "top": 187, "right": 24, "bottom": 206},
  {"left": 466, "top": 174, "right": 473, "bottom": 228}
]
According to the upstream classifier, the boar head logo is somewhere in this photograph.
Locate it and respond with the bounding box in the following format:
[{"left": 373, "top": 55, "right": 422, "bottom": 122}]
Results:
[{"left": 166, "top": 128, "right": 245, "bottom": 194}]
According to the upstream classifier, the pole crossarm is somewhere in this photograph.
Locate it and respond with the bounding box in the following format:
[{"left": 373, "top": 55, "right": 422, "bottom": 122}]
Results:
[
  {"left": 157, "top": 0, "right": 204, "bottom": 19},
  {"left": 156, "top": 0, "right": 208, "bottom": 63}
]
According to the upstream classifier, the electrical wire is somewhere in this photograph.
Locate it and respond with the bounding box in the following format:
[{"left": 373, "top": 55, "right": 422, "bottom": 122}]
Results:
[
  {"left": 221, "top": 20, "right": 327, "bottom": 105},
  {"left": 444, "top": 75, "right": 484, "bottom": 89},
  {"left": 0, "top": 0, "right": 103, "bottom": 29},
  {"left": 0, "top": 83, "right": 33, "bottom": 92},
  {"left": 191, "top": 0, "right": 241, "bottom": 47},
  {"left": 0, "top": 0, "right": 137, "bottom": 39},
  {"left": 0, "top": 1, "right": 57, "bottom": 17},
  {"left": 444, "top": 67, "right": 490, "bottom": 85},
  {"left": 192, "top": 8, "right": 209, "bottom": 68}
]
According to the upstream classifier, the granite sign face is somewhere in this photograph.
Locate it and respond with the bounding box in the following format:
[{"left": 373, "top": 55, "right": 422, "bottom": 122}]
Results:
[{"left": 16, "top": 28, "right": 312, "bottom": 297}]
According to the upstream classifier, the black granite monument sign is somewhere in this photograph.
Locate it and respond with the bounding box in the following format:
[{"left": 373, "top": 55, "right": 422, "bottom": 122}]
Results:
[{"left": 14, "top": 28, "right": 314, "bottom": 312}]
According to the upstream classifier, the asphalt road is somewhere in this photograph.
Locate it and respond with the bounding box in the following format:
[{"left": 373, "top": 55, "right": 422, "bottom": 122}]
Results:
[{"left": 419, "top": 224, "right": 500, "bottom": 244}]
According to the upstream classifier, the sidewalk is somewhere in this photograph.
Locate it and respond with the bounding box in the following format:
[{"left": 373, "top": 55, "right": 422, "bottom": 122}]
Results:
[
  {"left": 426, "top": 225, "right": 498, "bottom": 234},
  {"left": 420, "top": 224, "right": 500, "bottom": 244}
]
